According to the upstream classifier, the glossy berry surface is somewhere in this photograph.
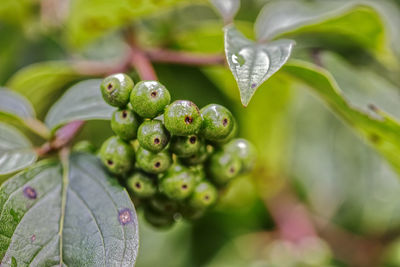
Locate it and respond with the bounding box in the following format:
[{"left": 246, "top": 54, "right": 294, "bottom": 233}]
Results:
[
  {"left": 127, "top": 172, "right": 157, "bottom": 198},
  {"left": 207, "top": 150, "right": 242, "bottom": 185},
  {"left": 99, "top": 136, "right": 135, "bottom": 175},
  {"left": 200, "top": 104, "right": 234, "bottom": 141},
  {"left": 130, "top": 81, "right": 171, "bottom": 118},
  {"left": 137, "top": 120, "right": 170, "bottom": 153},
  {"left": 164, "top": 100, "right": 202, "bottom": 136},
  {"left": 224, "top": 138, "right": 257, "bottom": 172},
  {"left": 111, "top": 108, "right": 141, "bottom": 141},
  {"left": 100, "top": 73, "right": 134, "bottom": 108},
  {"left": 159, "top": 164, "right": 197, "bottom": 200},
  {"left": 136, "top": 146, "right": 172, "bottom": 174},
  {"left": 189, "top": 181, "right": 218, "bottom": 209},
  {"left": 180, "top": 144, "right": 209, "bottom": 166},
  {"left": 170, "top": 135, "right": 202, "bottom": 158}
]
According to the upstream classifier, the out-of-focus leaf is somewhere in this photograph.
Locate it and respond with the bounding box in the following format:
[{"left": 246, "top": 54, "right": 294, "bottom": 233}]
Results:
[
  {"left": 284, "top": 60, "right": 400, "bottom": 175},
  {"left": 66, "top": 0, "right": 190, "bottom": 48},
  {"left": 288, "top": 87, "right": 400, "bottom": 233},
  {"left": 6, "top": 62, "right": 82, "bottom": 119},
  {"left": 0, "top": 122, "right": 37, "bottom": 175},
  {"left": 0, "top": 0, "right": 35, "bottom": 25},
  {"left": 224, "top": 25, "right": 294, "bottom": 106},
  {"left": 0, "top": 88, "right": 35, "bottom": 119},
  {"left": 0, "top": 153, "right": 139, "bottom": 265},
  {"left": 255, "top": 1, "right": 393, "bottom": 65},
  {"left": 210, "top": 0, "right": 240, "bottom": 24},
  {"left": 320, "top": 52, "right": 400, "bottom": 120},
  {"left": 45, "top": 79, "right": 114, "bottom": 130}
]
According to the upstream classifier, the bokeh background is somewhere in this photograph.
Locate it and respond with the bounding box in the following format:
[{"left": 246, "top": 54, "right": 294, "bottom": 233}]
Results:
[{"left": 2, "top": 0, "right": 400, "bottom": 266}]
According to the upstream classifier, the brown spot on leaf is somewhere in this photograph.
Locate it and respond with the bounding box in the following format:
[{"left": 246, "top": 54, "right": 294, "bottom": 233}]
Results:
[
  {"left": 118, "top": 208, "right": 133, "bottom": 225},
  {"left": 23, "top": 186, "right": 37, "bottom": 200}
]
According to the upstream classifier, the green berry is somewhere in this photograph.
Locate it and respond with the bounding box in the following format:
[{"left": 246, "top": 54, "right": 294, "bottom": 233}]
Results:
[
  {"left": 189, "top": 181, "right": 218, "bottom": 209},
  {"left": 101, "top": 73, "right": 134, "bottom": 108},
  {"left": 170, "top": 135, "right": 203, "bottom": 158},
  {"left": 136, "top": 146, "right": 172, "bottom": 174},
  {"left": 211, "top": 117, "right": 237, "bottom": 146},
  {"left": 144, "top": 208, "right": 175, "bottom": 229},
  {"left": 127, "top": 172, "right": 157, "bottom": 198},
  {"left": 180, "top": 144, "right": 210, "bottom": 166},
  {"left": 137, "top": 120, "right": 170, "bottom": 153},
  {"left": 164, "top": 100, "right": 202, "bottom": 136},
  {"left": 180, "top": 205, "right": 206, "bottom": 220},
  {"left": 159, "top": 164, "right": 197, "bottom": 200},
  {"left": 200, "top": 104, "right": 234, "bottom": 141},
  {"left": 99, "top": 136, "right": 135, "bottom": 175},
  {"left": 130, "top": 81, "right": 171, "bottom": 118},
  {"left": 111, "top": 108, "right": 141, "bottom": 141},
  {"left": 148, "top": 195, "right": 179, "bottom": 215},
  {"left": 224, "top": 138, "right": 257, "bottom": 173},
  {"left": 207, "top": 150, "right": 242, "bottom": 185},
  {"left": 73, "top": 140, "right": 96, "bottom": 153}
]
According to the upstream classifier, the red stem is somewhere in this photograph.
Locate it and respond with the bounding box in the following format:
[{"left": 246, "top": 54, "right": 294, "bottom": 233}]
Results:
[
  {"left": 36, "top": 121, "right": 85, "bottom": 156},
  {"left": 146, "top": 49, "right": 225, "bottom": 66},
  {"left": 130, "top": 46, "right": 158, "bottom": 80}
]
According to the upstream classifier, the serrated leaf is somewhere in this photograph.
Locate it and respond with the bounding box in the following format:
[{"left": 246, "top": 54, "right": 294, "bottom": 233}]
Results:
[
  {"left": 0, "top": 122, "right": 37, "bottom": 175},
  {"left": 0, "top": 153, "right": 139, "bottom": 266},
  {"left": 210, "top": 0, "right": 240, "bottom": 24},
  {"left": 45, "top": 79, "right": 114, "bottom": 130},
  {"left": 224, "top": 25, "right": 295, "bottom": 107},
  {"left": 255, "top": 1, "right": 393, "bottom": 65},
  {"left": 66, "top": 0, "right": 190, "bottom": 48},
  {"left": 284, "top": 60, "right": 400, "bottom": 175},
  {"left": 6, "top": 62, "right": 82, "bottom": 119}
]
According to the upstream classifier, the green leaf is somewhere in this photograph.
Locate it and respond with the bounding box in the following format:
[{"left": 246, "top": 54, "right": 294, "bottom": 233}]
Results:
[
  {"left": 224, "top": 25, "right": 295, "bottom": 107},
  {"left": 0, "top": 122, "right": 37, "bottom": 175},
  {"left": 0, "top": 88, "right": 35, "bottom": 119},
  {"left": 66, "top": 0, "right": 190, "bottom": 48},
  {"left": 6, "top": 62, "right": 82, "bottom": 119},
  {"left": 0, "top": 153, "right": 139, "bottom": 265},
  {"left": 255, "top": 1, "right": 393, "bottom": 65},
  {"left": 45, "top": 79, "right": 114, "bottom": 130},
  {"left": 210, "top": 0, "right": 240, "bottom": 24},
  {"left": 284, "top": 60, "right": 400, "bottom": 175}
]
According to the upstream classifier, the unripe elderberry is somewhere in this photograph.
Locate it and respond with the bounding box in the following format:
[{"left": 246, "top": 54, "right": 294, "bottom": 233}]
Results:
[
  {"left": 200, "top": 104, "right": 234, "bottom": 141},
  {"left": 99, "top": 136, "right": 135, "bottom": 175},
  {"left": 164, "top": 100, "right": 202, "bottom": 136},
  {"left": 101, "top": 73, "right": 134, "bottom": 108},
  {"left": 130, "top": 81, "right": 171, "bottom": 118},
  {"left": 127, "top": 171, "right": 157, "bottom": 198},
  {"left": 170, "top": 135, "right": 203, "bottom": 158},
  {"left": 137, "top": 120, "right": 170, "bottom": 153},
  {"left": 136, "top": 146, "right": 172, "bottom": 174},
  {"left": 159, "top": 164, "right": 197, "bottom": 200},
  {"left": 111, "top": 108, "right": 141, "bottom": 141}
]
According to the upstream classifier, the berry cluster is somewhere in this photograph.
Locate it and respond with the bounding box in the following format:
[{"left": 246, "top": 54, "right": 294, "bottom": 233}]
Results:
[{"left": 98, "top": 73, "right": 256, "bottom": 228}]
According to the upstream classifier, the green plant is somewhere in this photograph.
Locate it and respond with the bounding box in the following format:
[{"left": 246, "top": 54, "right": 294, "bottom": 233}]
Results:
[{"left": 1, "top": 0, "right": 400, "bottom": 266}]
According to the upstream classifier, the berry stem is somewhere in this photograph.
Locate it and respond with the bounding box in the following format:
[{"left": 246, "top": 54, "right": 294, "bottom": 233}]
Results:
[
  {"left": 36, "top": 120, "right": 85, "bottom": 156},
  {"left": 130, "top": 45, "right": 158, "bottom": 80},
  {"left": 145, "top": 49, "right": 226, "bottom": 66}
]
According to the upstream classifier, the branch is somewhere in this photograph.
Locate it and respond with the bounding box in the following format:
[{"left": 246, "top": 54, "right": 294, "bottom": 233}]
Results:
[
  {"left": 36, "top": 121, "right": 85, "bottom": 156},
  {"left": 146, "top": 49, "right": 226, "bottom": 66},
  {"left": 130, "top": 45, "right": 158, "bottom": 80}
]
